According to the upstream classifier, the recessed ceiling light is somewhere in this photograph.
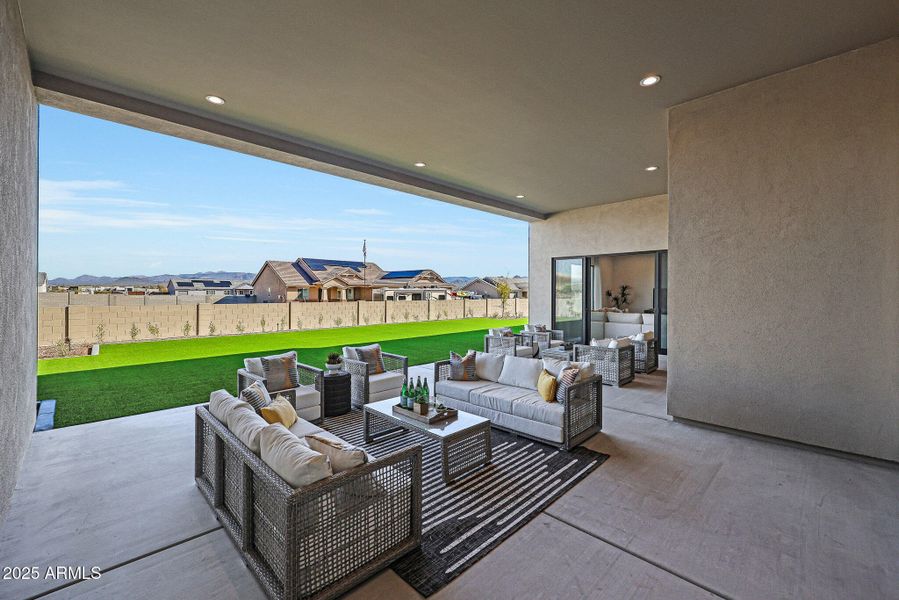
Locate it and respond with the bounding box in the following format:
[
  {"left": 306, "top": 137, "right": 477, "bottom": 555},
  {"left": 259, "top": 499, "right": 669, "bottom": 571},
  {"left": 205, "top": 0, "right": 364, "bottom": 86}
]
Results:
[
  {"left": 205, "top": 95, "right": 226, "bottom": 105},
  {"left": 515, "top": 194, "right": 525, "bottom": 199},
  {"left": 645, "top": 165, "right": 659, "bottom": 171},
  {"left": 639, "top": 74, "right": 661, "bottom": 87},
  {"left": 413, "top": 161, "right": 427, "bottom": 168}
]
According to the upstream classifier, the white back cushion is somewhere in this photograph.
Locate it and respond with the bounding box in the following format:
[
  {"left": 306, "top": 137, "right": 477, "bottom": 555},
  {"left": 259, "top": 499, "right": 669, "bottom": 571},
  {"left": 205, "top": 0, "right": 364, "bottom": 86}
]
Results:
[
  {"left": 606, "top": 312, "right": 643, "bottom": 324},
  {"left": 497, "top": 356, "right": 543, "bottom": 390},
  {"left": 209, "top": 389, "right": 252, "bottom": 423},
  {"left": 475, "top": 351, "right": 505, "bottom": 381},
  {"left": 226, "top": 406, "right": 269, "bottom": 454},
  {"left": 260, "top": 424, "right": 332, "bottom": 488}
]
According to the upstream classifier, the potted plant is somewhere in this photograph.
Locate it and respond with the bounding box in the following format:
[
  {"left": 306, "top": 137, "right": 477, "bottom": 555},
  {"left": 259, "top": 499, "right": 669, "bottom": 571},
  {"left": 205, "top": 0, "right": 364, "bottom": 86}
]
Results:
[
  {"left": 414, "top": 397, "right": 429, "bottom": 416},
  {"left": 325, "top": 352, "right": 343, "bottom": 373}
]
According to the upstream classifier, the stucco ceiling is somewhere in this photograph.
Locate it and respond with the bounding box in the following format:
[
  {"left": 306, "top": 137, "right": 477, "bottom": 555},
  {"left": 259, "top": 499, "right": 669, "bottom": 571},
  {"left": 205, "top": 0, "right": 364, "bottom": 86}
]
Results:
[{"left": 18, "top": 0, "right": 899, "bottom": 218}]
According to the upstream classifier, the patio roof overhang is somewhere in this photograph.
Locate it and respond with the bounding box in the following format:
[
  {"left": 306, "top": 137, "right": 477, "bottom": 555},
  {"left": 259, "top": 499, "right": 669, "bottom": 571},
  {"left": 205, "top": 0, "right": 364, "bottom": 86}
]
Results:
[{"left": 19, "top": 0, "right": 898, "bottom": 220}]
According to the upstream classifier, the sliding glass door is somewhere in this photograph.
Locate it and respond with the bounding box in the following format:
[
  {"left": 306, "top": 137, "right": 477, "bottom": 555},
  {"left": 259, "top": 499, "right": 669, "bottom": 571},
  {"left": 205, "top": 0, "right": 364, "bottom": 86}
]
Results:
[
  {"left": 654, "top": 250, "right": 668, "bottom": 355},
  {"left": 552, "top": 257, "right": 588, "bottom": 344}
]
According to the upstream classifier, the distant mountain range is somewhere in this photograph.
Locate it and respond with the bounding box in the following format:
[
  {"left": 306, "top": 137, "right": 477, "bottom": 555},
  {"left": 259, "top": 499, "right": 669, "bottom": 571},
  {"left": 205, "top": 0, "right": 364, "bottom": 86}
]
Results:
[{"left": 48, "top": 271, "right": 257, "bottom": 287}]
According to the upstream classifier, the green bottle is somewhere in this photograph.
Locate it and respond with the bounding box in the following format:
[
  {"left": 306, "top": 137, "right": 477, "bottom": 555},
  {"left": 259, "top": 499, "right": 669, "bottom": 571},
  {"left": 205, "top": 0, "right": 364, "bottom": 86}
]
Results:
[
  {"left": 400, "top": 379, "right": 408, "bottom": 407},
  {"left": 423, "top": 377, "right": 430, "bottom": 403},
  {"left": 415, "top": 376, "right": 422, "bottom": 401}
]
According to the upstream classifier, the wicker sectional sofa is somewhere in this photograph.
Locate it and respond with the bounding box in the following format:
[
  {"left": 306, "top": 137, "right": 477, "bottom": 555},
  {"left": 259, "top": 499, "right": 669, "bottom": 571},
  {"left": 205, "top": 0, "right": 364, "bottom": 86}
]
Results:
[
  {"left": 433, "top": 353, "right": 602, "bottom": 450},
  {"left": 195, "top": 394, "right": 422, "bottom": 600}
]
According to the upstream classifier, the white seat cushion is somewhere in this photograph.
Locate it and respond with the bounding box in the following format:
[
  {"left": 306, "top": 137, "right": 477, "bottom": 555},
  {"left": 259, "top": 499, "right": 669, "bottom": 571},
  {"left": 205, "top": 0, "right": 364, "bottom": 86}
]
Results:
[
  {"left": 549, "top": 339, "right": 565, "bottom": 347},
  {"left": 497, "top": 356, "right": 543, "bottom": 390},
  {"left": 515, "top": 345, "right": 536, "bottom": 357},
  {"left": 259, "top": 424, "right": 332, "bottom": 488},
  {"left": 306, "top": 434, "right": 367, "bottom": 473},
  {"left": 469, "top": 383, "right": 532, "bottom": 413},
  {"left": 435, "top": 379, "right": 493, "bottom": 402},
  {"left": 288, "top": 417, "right": 324, "bottom": 438},
  {"left": 293, "top": 385, "right": 320, "bottom": 410},
  {"left": 368, "top": 371, "right": 404, "bottom": 394},
  {"left": 607, "top": 312, "right": 643, "bottom": 324},
  {"left": 511, "top": 392, "right": 565, "bottom": 427}
]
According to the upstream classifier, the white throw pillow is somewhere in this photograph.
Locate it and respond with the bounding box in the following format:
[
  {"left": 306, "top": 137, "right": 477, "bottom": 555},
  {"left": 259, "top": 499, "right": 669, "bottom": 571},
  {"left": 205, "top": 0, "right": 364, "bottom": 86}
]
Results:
[
  {"left": 226, "top": 406, "right": 269, "bottom": 454},
  {"left": 342, "top": 346, "right": 359, "bottom": 361},
  {"left": 306, "top": 434, "right": 367, "bottom": 473},
  {"left": 590, "top": 338, "right": 610, "bottom": 347},
  {"left": 244, "top": 357, "right": 264, "bottom": 377},
  {"left": 260, "top": 424, "right": 332, "bottom": 488},
  {"left": 208, "top": 389, "right": 252, "bottom": 423},
  {"left": 475, "top": 351, "right": 505, "bottom": 382},
  {"left": 608, "top": 339, "right": 619, "bottom": 348},
  {"left": 542, "top": 357, "right": 592, "bottom": 381},
  {"left": 497, "top": 356, "right": 543, "bottom": 390},
  {"left": 614, "top": 337, "right": 632, "bottom": 347}
]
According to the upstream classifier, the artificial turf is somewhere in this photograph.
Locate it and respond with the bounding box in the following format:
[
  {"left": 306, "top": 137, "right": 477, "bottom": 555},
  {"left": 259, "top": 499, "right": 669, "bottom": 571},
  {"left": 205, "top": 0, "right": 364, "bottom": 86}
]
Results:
[{"left": 37, "top": 318, "right": 524, "bottom": 428}]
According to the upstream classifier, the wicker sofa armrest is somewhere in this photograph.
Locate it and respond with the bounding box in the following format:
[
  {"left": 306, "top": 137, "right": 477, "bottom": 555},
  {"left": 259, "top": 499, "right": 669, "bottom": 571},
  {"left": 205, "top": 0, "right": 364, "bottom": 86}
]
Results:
[
  {"left": 562, "top": 374, "right": 603, "bottom": 449},
  {"left": 382, "top": 352, "right": 409, "bottom": 377},
  {"left": 434, "top": 359, "right": 452, "bottom": 383}
]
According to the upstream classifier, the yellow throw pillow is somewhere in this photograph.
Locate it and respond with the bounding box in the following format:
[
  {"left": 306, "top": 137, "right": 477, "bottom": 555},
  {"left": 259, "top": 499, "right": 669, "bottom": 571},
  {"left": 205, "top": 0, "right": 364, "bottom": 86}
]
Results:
[
  {"left": 260, "top": 395, "right": 298, "bottom": 428},
  {"left": 537, "top": 369, "right": 558, "bottom": 402}
]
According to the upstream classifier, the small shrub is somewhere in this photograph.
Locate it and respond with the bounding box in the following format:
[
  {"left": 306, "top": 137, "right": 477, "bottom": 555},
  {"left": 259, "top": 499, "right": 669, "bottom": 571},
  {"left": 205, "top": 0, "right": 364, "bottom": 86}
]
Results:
[
  {"left": 129, "top": 323, "right": 140, "bottom": 341},
  {"left": 403, "top": 311, "right": 410, "bottom": 322},
  {"left": 279, "top": 316, "right": 287, "bottom": 331},
  {"left": 295, "top": 318, "right": 303, "bottom": 330},
  {"left": 95, "top": 322, "right": 106, "bottom": 344},
  {"left": 146, "top": 322, "right": 160, "bottom": 338},
  {"left": 363, "top": 314, "right": 370, "bottom": 325},
  {"left": 208, "top": 321, "right": 217, "bottom": 336},
  {"left": 334, "top": 317, "right": 343, "bottom": 327},
  {"left": 182, "top": 321, "right": 192, "bottom": 337},
  {"left": 317, "top": 314, "right": 324, "bottom": 327},
  {"left": 236, "top": 320, "right": 246, "bottom": 334},
  {"left": 491, "top": 312, "right": 500, "bottom": 319},
  {"left": 260, "top": 317, "right": 267, "bottom": 332},
  {"left": 54, "top": 338, "right": 71, "bottom": 357}
]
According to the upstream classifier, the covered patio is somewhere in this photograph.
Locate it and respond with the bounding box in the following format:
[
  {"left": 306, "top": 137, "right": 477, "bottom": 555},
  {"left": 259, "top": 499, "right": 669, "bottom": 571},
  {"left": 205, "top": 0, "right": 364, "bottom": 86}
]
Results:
[{"left": 3, "top": 361, "right": 897, "bottom": 599}]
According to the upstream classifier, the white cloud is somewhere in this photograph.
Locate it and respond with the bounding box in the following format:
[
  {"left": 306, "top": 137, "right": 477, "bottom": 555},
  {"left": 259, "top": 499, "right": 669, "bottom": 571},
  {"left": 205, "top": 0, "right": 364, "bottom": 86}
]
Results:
[
  {"left": 39, "top": 179, "right": 168, "bottom": 207},
  {"left": 205, "top": 235, "right": 291, "bottom": 244},
  {"left": 342, "top": 208, "right": 390, "bottom": 216}
]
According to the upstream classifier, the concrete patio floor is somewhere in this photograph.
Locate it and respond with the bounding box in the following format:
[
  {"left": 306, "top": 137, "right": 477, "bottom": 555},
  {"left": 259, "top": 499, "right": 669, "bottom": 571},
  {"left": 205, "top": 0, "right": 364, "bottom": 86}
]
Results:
[{"left": 2, "top": 359, "right": 897, "bottom": 600}]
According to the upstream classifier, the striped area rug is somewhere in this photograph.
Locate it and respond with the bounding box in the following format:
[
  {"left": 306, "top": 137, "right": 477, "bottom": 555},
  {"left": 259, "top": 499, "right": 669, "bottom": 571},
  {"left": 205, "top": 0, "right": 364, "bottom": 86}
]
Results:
[{"left": 324, "top": 410, "right": 608, "bottom": 596}]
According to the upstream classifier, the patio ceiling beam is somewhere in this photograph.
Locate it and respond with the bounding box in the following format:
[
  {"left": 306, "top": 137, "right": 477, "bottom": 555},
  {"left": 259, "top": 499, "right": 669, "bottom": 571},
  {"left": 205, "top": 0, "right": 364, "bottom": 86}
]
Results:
[{"left": 32, "top": 71, "right": 546, "bottom": 222}]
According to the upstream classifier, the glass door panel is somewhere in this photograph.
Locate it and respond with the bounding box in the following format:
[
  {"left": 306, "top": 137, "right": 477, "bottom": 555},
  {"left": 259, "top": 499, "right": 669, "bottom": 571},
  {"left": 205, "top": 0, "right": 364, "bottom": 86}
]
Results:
[
  {"left": 553, "top": 257, "right": 587, "bottom": 344},
  {"left": 655, "top": 251, "right": 668, "bottom": 354}
]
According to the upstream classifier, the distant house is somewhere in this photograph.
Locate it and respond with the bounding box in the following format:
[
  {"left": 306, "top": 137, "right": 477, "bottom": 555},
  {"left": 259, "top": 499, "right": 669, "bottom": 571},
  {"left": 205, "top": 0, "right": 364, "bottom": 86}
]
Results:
[
  {"left": 458, "top": 276, "right": 528, "bottom": 299},
  {"left": 37, "top": 272, "right": 48, "bottom": 293},
  {"left": 166, "top": 278, "right": 254, "bottom": 297},
  {"left": 251, "top": 257, "right": 452, "bottom": 302}
]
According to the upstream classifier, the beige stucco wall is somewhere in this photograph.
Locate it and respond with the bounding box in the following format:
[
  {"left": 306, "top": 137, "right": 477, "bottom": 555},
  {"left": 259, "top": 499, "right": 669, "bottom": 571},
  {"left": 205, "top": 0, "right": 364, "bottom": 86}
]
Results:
[
  {"left": 253, "top": 264, "right": 290, "bottom": 302},
  {"left": 597, "top": 253, "right": 656, "bottom": 312},
  {"left": 668, "top": 39, "right": 899, "bottom": 461},
  {"left": 0, "top": 0, "right": 37, "bottom": 523},
  {"left": 528, "top": 194, "right": 669, "bottom": 326}
]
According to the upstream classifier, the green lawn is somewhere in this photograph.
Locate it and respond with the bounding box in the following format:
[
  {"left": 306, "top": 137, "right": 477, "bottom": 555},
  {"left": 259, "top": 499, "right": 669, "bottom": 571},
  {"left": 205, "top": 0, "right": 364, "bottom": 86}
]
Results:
[{"left": 38, "top": 318, "right": 524, "bottom": 428}]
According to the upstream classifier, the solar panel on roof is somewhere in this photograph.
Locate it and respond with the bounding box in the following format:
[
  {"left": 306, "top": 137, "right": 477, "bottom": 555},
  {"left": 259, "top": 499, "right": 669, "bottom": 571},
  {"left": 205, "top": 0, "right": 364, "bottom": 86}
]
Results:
[
  {"left": 303, "top": 258, "right": 367, "bottom": 272},
  {"left": 176, "top": 281, "right": 193, "bottom": 287},
  {"left": 383, "top": 270, "right": 424, "bottom": 279}
]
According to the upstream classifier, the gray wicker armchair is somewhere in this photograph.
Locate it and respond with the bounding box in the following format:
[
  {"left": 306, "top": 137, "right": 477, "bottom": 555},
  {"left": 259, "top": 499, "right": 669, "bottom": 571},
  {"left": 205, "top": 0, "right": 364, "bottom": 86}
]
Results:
[
  {"left": 520, "top": 329, "right": 565, "bottom": 356},
  {"left": 195, "top": 406, "right": 422, "bottom": 600},
  {"left": 573, "top": 343, "right": 635, "bottom": 387},
  {"left": 342, "top": 349, "right": 408, "bottom": 408},
  {"left": 237, "top": 359, "right": 324, "bottom": 423},
  {"left": 483, "top": 333, "right": 537, "bottom": 357}
]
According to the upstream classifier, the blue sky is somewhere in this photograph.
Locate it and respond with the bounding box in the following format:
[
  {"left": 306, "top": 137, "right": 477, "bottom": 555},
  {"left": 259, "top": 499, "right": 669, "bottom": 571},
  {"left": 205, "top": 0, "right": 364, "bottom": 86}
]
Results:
[{"left": 38, "top": 106, "right": 528, "bottom": 279}]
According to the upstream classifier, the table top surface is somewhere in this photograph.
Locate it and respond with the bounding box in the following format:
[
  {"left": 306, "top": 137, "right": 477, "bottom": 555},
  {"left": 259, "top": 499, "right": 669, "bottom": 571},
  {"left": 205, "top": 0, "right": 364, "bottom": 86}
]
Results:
[{"left": 364, "top": 397, "right": 489, "bottom": 438}]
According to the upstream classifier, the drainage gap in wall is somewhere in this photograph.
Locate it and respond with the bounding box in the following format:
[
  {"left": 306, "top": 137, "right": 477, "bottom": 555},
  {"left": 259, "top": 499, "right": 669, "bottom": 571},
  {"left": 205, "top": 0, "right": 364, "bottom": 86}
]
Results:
[{"left": 34, "top": 399, "right": 56, "bottom": 432}]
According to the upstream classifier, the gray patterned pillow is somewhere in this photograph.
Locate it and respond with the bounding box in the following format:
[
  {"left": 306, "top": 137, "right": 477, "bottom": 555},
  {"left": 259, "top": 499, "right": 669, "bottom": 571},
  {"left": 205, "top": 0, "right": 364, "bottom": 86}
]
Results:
[
  {"left": 261, "top": 353, "right": 300, "bottom": 391},
  {"left": 355, "top": 344, "right": 386, "bottom": 375},
  {"left": 555, "top": 366, "right": 579, "bottom": 404},
  {"left": 449, "top": 350, "right": 479, "bottom": 381},
  {"left": 240, "top": 381, "right": 272, "bottom": 413}
]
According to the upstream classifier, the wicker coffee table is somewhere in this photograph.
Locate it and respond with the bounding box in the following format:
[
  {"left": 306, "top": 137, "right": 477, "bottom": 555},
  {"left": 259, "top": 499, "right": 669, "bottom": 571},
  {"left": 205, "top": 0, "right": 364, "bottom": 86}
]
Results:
[{"left": 363, "top": 398, "right": 491, "bottom": 484}]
